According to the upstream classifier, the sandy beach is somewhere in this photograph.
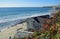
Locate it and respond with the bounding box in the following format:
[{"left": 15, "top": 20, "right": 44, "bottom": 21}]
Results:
[{"left": 0, "top": 22, "right": 27, "bottom": 39}]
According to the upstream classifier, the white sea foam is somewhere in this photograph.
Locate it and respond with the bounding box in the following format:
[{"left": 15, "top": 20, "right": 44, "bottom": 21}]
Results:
[{"left": 0, "top": 12, "right": 50, "bottom": 23}]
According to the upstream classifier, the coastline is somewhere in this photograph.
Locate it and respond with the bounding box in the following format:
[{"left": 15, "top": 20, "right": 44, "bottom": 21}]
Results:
[
  {"left": 0, "top": 12, "right": 50, "bottom": 31},
  {"left": 0, "top": 10, "right": 56, "bottom": 32}
]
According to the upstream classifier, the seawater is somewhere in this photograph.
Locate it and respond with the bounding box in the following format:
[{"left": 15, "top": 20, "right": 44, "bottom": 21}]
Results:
[{"left": 0, "top": 7, "right": 53, "bottom": 30}]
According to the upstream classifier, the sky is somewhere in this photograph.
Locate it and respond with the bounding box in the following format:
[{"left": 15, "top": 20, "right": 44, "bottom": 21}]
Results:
[{"left": 0, "top": 0, "right": 60, "bottom": 7}]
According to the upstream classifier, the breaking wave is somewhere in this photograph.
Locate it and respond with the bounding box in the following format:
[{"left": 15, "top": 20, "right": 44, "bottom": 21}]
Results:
[{"left": 0, "top": 12, "right": 50, "bottom": 23}]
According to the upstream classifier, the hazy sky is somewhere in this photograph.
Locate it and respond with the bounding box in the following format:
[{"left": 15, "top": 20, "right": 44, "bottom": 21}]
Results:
[{"left": 0, "top": 0, "right": 60, "bottom": 7}]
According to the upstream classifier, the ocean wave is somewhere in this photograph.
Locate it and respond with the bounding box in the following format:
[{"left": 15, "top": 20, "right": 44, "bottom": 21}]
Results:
[{"left": 0, "top": 12, "right": 50, "bottom": 23}]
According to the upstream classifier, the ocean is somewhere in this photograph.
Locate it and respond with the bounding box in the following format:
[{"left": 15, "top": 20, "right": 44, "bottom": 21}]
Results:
[{"left": 0, "top": 7, "right": 53, "bottom": 30}]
